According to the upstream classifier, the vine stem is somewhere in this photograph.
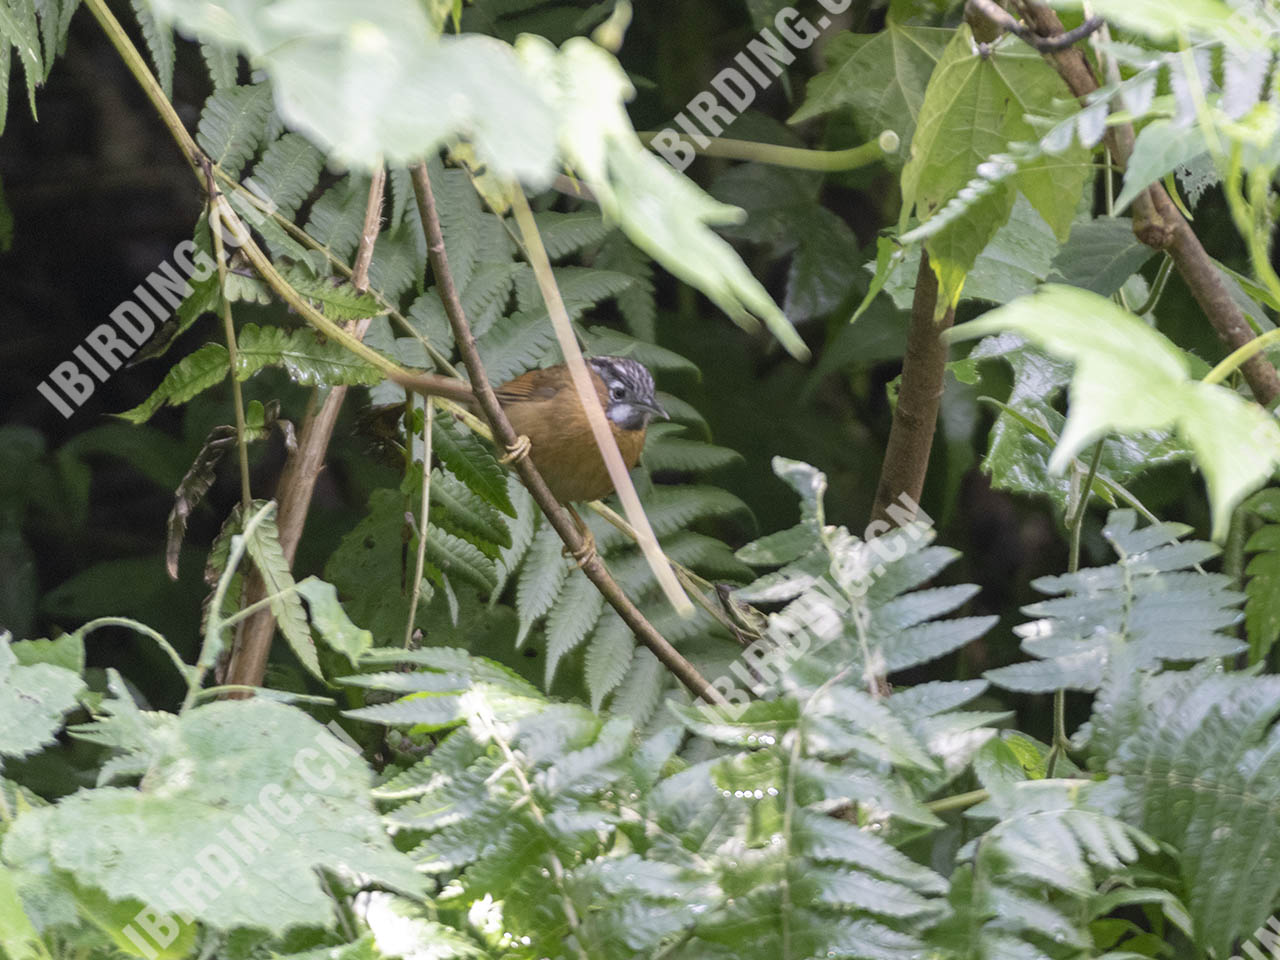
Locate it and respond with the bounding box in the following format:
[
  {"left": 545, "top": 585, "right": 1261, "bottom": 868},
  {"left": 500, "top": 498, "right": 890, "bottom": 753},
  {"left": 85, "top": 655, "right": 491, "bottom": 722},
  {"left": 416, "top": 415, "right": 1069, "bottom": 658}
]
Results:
[
  {"left": 408, "top": 163, "right": 720, "bottom": 704},
  {"left": 1047, "top": 438, "right": 1104, "bottom": 776},
  {"left": 205, "top": 161, "right": 253, "bottom": 516},
  {"left": 637, "top": 130, "right": 899, "bottom": 170}
]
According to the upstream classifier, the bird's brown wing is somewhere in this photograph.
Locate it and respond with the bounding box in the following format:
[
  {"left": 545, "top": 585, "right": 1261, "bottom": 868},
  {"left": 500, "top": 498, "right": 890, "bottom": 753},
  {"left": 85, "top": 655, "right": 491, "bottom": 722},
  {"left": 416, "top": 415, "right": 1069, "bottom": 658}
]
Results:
[{"left": 494, "top": 366, "right": 568, "bottom": 406}]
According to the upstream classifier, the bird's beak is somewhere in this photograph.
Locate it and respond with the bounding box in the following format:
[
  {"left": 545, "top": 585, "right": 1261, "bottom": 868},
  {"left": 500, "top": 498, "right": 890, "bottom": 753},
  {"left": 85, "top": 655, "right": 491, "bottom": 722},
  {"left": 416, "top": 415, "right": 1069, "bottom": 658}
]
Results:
[{"left": 647, "top": 399, "right": 670, "bottom": 421}]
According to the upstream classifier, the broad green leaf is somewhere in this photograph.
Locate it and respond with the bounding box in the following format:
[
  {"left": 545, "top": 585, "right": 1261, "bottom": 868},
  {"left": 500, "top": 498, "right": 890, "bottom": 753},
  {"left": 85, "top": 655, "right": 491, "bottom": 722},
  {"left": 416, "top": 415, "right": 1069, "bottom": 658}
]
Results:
[
  {"left": 0, "top": 863, "right": 41, "bottom": 960},
  {"left": 901, "top": 29, "right": 1089, "bottom": 309},
  {"left": 296, "top": 577, "right": 373, "bottom": 667},
  {"left": 0, "top": 637, "right": 84, "bottom": 758},
  {"left": 516, "top": 35, "right": 807, "bottom": 359},
  {"left": 789, "top": 23, "right": 951, "bottom": 168},
  {"left": 1048, "top": 215, "right": 1158, "bottom": 296},
  {"left": 1115, "top": 119, "right": 1210, "bottom": 213},
  {"left": 949, "top": 285, "right": 1280, "bottom": 538},
  {"left": 150, "top": 0, "right": 558, "bottom": 179},
  {"left": 325, "top": 489, "right": 436, "bottom": 644},
  {"left": 1069, "top": 0, "right": 1242, "bottom": 42},
  {"left": 9, "top": 631, "right": 84, "bottom": 674},
  {"left": 5, "top": 700, "right": 424, "bottom": 934}
]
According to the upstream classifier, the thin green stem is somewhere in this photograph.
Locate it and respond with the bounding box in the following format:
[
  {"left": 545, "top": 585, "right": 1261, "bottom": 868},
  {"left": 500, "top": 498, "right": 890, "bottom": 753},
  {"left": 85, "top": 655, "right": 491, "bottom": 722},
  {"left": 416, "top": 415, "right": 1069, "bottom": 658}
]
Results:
[
  {"left": 926, "top": 788, "right": 989, "bottom": 814},
  {"left": 1133, "top": 254, "right": 1173, "bottom": 316},
  {"left": 183, "top": 501, "right": 275, "bottom": 712},
  {"left": 208, "top": 169, "right": 253, "bottom": 515},
  {"left": 637, "top": 131, "right": 898, "bottom": 170},
  {"left": 1048, "top": 439, "right": 1104, "bottom": 776},
  {"left": 76, "top": 617, "right": 191, "bottom": 684},
  {"left": 1068, "top": 440, "right": 1104, "bottom": 575},
  {"left": 404, "top": 399, "right": 434, "bottom": 647},
  {"left": 1203, "top": 324, "right": 1280, "bottom": 386}
]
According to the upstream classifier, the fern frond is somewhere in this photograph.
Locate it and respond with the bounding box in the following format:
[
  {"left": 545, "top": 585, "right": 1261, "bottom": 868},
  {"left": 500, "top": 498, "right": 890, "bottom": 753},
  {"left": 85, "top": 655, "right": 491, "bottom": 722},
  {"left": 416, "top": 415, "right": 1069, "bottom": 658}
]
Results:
[
  {"left": 234, "top": 323, "right": 384, "bottom": 387},
  {"left": 245, "top": 132, "right": 325, "bottom": 220},
  {"left": 130, "top": 0, "right": 174, "bottom": 97},
  {"left": 196, "top": 83, "right": 272, "bottom": 178},
  {"left": 986, "top": 509, "right": 1244, "bottom": 694}
]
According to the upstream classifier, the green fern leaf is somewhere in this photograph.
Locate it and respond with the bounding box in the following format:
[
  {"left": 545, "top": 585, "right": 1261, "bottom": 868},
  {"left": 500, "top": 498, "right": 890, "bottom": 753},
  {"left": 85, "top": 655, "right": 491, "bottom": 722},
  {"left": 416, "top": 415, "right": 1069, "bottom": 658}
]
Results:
[
  {"left": 474, "top": 307, "right": 560, "bottom": 385},
  {"left": 234, "top": 323, "right": 384, "bottom": 386},
  {"left": 282, "top": 265, "right": 386, "bottom": 322},
  {"left": 306, "top": 175, "right": 370, "bottom": 263},
  {"left": 245, "top": 133, "right": 325, "bottom": 219},
  {"left": 534, "top": 210, "right": 613, "bottom": 259},
  {"left": 987, "top": 510, "right": 1244, "bottom": 693},
  {"left": 0, "top": 36, "right": 9, "bottom": 139},
  {"left": 515, "top": 525, "right": 571, "bottom": 646},
  {"left": 425, "top": 468, "right": 511, "bottom": 550},
  {"left": 606, "top": 647, "right": 664, "bottom": 725},
  {"left": 117, "top": 343, "right": 229, "bottom": 424},
  {"left": 201, "top": 39, "right": 238, "bottom": 88},
  {"left": 493, "top": 477, "right": 535, "bottom": 597},
  {"left": 584, "top": 616, "right": 633, "bottom": 712},
  {"left": 595, "top": 229, "right": 657, "bottom": 341},
  {"left": 1243, "top": 489, "right": 1280, "bottom": 663},
  {"left": 369, "top": 222, "right": 423, "bottom": 302},
  {"left": 196, "top": 83, "right": 272, "bottom": 178},
  {"left": 432, "top": 415, "right": 515, "bottom": 517},
  {"left": 582, "top": 326, "right": 700, "bottom": 376},
  {"left": 422, "top": 522, "right": 498, "bottom": 595},
  {"left": 542, "top": 574, "right": 605, "bottom": 688},
  {"left": 1092, "top": 663, "right": 1280, "bottom": 956},
  {"left": 130, "top": 0, "right": 174, "bottom": 97},
  {"left": 240, "top": 500, "right": 322, "bottom": 681},
  {"left": 643, "top": 423, "right": 742, "bottom": 474},
  {"left": 0, "top": 0, "right": 43, "bottom": 118}
]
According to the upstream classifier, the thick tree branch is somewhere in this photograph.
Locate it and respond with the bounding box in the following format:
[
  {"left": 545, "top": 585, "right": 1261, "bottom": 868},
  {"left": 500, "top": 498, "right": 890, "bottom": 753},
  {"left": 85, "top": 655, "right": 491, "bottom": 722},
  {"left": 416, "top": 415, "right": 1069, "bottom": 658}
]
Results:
[
  {"left": 1013, "top": 0, "right": 1280, "bottom": 405},
  {"left": 872, "top": 252, "right": 954, "bottom": 525},
  {"left": 408, "top": 162, "right": 724, "bottom": 706},
  {"left": 223, "top": 175, "right": 386, "bottom": 690}
]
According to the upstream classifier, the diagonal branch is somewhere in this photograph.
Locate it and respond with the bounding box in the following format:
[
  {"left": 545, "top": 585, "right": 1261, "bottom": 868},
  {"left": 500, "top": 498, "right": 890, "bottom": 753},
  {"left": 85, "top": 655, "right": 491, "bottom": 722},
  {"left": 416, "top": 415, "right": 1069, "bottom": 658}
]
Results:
[{"left": 408, "top": 162, "right": 723, "bottom": 706}]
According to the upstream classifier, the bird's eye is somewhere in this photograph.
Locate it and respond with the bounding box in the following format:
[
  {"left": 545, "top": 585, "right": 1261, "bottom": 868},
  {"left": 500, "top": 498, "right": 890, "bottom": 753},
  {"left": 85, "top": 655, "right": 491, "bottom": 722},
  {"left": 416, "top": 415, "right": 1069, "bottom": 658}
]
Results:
[{"left": 610, "top": 385, "right": 625, "bottom": 400}]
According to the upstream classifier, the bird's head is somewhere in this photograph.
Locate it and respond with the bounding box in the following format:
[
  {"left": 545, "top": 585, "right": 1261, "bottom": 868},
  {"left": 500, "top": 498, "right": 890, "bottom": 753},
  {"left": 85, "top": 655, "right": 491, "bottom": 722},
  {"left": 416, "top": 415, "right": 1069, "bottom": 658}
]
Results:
[{"left": 588, "top": 356, "right": 668, "bottom": 431}]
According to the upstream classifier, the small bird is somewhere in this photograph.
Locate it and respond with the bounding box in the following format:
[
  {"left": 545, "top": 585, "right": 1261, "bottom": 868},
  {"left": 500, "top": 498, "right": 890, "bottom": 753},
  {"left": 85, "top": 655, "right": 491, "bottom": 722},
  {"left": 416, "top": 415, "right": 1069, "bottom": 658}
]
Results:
[{"left": 393, "top": 355, "right": 668, "bottom": 505}]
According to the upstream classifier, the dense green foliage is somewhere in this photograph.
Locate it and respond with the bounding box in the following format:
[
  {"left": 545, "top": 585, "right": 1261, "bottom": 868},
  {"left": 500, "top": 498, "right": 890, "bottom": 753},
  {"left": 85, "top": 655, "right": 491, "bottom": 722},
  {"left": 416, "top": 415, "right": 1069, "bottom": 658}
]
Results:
[{"left": 5, "top": 0, "right": 1280, "bottom": 958}]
